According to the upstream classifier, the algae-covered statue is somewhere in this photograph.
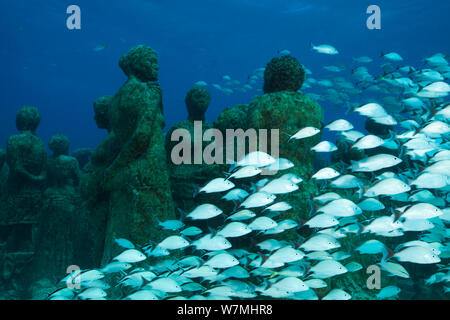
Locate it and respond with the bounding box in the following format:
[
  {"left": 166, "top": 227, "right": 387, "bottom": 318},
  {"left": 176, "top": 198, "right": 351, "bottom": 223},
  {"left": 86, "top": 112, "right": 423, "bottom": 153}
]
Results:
[
  {"left": 80, "top": 94, "right": 121, "bottom": 266},
  {"left": 246, "top": 56, "right": 324, "bottom": 227},
  {"left": 31, "top": 134, "right": 92, "bottom": 299},
  {"left": 4, "top": 107, "right": 47, "bottom": 221},
  {"left": 2, "top": 105, "right": 47, "bottom": 226},
  {"left": 82, "top": 45, "right": 176, "bottom": 264},
  {"left": 0, "top": 106, "right": 47, "bottom": 298},
  {"left": 165, "top": 86, "right": 224, "bottom": 213},
  {"left": 0, "top": 149, "right": 7, "bottom": 196},
  {"left": 71, "top": 148, "right": 92, "bottom": 171}
]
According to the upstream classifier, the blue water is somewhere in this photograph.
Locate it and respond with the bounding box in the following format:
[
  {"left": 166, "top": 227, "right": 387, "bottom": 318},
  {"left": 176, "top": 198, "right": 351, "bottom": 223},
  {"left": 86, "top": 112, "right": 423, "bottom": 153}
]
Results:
[{"left": 1, "top": 0, "right": 450, "bottom": 150}]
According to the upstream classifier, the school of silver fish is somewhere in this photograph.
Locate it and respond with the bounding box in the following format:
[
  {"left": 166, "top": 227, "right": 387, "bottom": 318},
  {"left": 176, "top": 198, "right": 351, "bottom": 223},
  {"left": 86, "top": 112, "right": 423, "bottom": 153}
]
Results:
[{"left": 52, "top": 46, "right": 449, "bottom": 300}]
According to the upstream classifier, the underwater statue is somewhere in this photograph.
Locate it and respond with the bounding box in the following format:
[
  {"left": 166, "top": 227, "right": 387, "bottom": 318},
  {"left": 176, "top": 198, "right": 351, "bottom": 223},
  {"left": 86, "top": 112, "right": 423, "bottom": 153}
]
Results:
[
  {"left": 83, "top": 45, "right": 176, "bottom": 264},
  {"left": 247, "top": 56, "right": 324, "bottom": 228},
  {"left": 80, "top": 95, "right": 120, "bottom": 266},
  {"left": 165, "top": 86, "right": 224, "bottom": 213},
  {"left": 0, "top": 106, "right": 47, "bottom": 298},
  {"left": 4, "top": 106, "right": 48, "bottom": 222},
  {"left": 30, "top": 134, "right": 93, "bottom": 299},
  {"left": 0, "top": 149, "right": 7, "bottom": 197},
  {"left": 71, "top": 148, "right": 92, "bottom": 171},
  {"left": 213, "top": 104, "right": 250, "bottom": 134}
]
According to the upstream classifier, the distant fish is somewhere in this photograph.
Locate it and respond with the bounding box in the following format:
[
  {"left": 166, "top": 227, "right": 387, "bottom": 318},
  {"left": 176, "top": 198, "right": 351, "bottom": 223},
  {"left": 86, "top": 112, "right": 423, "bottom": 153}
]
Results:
[
  {"left": 226, "top": 209, "right": 256, "bottom": 221},
  {"left": 263, "top": 201, "right": 292, "bottom": 212},
  {"left": 185, "top": 204, "right": 223, "bottom": 220},
  {"left": 424, "top": 53, "right": 448, "bottom": 66},
  {"left": 322, "top": 289, "right": 351, "bottom": 300},
  {"left": 93, "top": 45, "right": 107, "bottom": 52},
  {"left": 222, "top": 188, "right": 249, "bottom": 201},
  {"left": 393, "top": 246, "right": 440, "bottom": 264},
  {"left": 232, "top": 151, "right": 276, "bottom": 168},
  {"left": 311, "top": 141, "right": 338, "bottom": 153},
  {"left": 325, "top": 119, "right": 353, "bottom": 132},
  {"left": 248, "top": 216, "right": 278, "bottom": 231},
  {"left": 240, "top": 191, "right": 276, "bottom": 209},
  {"left": 78, "top": 288, "right": 107, "bottom": 300},
  {"left": 379, "top": 262, "right": 410, "bottom": 278},
  {"left": 157, "top": 236, "right": 189, "bottom": 250},
  {"left": 312, "top": 167, "right": 340, "bottom": 180},
  {"left": 364, "top": 178, "right": 411, "bottom": 197},
  {"left": 195, "top": 81, "right": 208, "bottom": 86},
  {"left": 353, "top": 103, "right": 388, "bottom": 118},
  {"left": 382, "top": 52, "right": 403, "bottom": 62},
  {"left": 353, "top": 56, "right": 373, "bottom": 63},
  {"left": 260, "top": 177, "right": 299, "bottom": 194},
  {"left": 217, "top": 222, "right": 252, "bottom": 238},
  {"left": 377, "top": 286, "right": 401, "bottom": 299},
  {"left": 180, "top": 226, "right": 203, "bottom": 237},
  {"left": 352, "top": 134, "right": 384, "bottom": 150},
  {"left": 198, "top": 178, "right": 235, "bottom": 194},
  {"left": 114, "top": 238, "right": 135, "bottom": 249},
  {"left": 288, "top": 127, "right": 321, "bottom": 141},
  {"left": 309, "top": 260, "right": 347, "bottom": 279},
  {"left": 323, "top": 65, "right": 344, "bottom": 72},
  {"left": 113, "top": 249, "right": 146, "bottom": 263},
  {"left": 417, "top": 82, "right": 450, "bottom": 99},
  {"left": 311, "top": 43, "right": 339, "bottom": 55},
  {"left": 265, "top": 158, "right": 294, "bottom": 172},
  {"left": 350, "top": 154, "right": 402, "bottom": 172},
  {"left": 158, "top": 219, "right": 185, "bottom": 231},
  {"left": 304, "top": 213, "right": 339, "bottom": 229}
]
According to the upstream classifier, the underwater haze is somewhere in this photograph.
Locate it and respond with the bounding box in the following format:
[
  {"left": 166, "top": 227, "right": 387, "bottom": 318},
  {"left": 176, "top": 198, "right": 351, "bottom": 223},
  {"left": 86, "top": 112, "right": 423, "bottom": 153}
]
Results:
[
  {"left": 0, "top": 0, "right": 449, "bottom": 301},
  {"left": 2, "top": 0, "right": 450, "bottom": 150}
]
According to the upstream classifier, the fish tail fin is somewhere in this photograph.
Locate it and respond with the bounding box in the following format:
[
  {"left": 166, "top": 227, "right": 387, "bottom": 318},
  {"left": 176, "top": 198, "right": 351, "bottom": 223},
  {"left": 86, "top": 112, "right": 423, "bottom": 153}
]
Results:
[
  {"left": 282, "top": 131, "right": 293, "bottom": 142},
  {"left": 356, "top": 222, "right": 365, "bottom": 235},
  {"left": 307, "top": 194, "right": 317, "bottom": 217},
  {"left": 177, "top": 208, "right": 187, "bottom": 221},
  {"left": 398, "top": 145, "right": 405, "bottom": 159},
  {"left": 393, "top": 209, "right": 403, "bottom": 222},
  {"left": 250, "top": 181, "right": 262, "bottom": 193},
  {"left": 319, "top": 121, "right": 325, "bottom": 130},
  {"left": 345, "top": 103, "right": 353, "bottom": 115},
  {"left": 192, "top": 184, "right": 199, "bottom": 198},
  {"left": 387, "top": 129, "right": 396, "bottom": 141},
  {"left": 349, "top": 160, "right": 357, "bottom": 171},
  {"left": 319, "top": 180, "right": 328, "bottom": 191},
  {"left": 231, "top": 201, "right": 239, "bottom": 214},
  {"left": 227, "top": 159, "right": 237, "bottom": 172},
  {"left": 356, "top": 186, "right": 365, "bottom": 200},
  {"left": 207, "top": 226, "right": 217, "bottom": 237},
  {"left": 382, "top": 246, "right": 395, "bottom": 263}
]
